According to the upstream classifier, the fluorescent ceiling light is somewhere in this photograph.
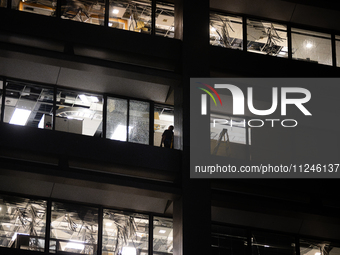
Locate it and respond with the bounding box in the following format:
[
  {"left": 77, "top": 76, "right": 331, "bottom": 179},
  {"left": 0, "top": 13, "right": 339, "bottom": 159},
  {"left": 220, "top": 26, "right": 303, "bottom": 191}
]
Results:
[
  {"left": 112, "top": 9, "right": 119, "bottom": 14},
  {"left": 111, "top": 125, "right": 133, "bottom": 141},
  {"left": 105, "top": 222, "right": 113, "bottom": 226},
  {"left": 122, "top": 247, "right": 136, "bottom": 255},
  {"left": 89, "top": 96, "right": 99, "bottom": 103},
  {"left": 315, "top": 253, "right": 321, "bottom": 255},
  {"left": 9, "top": 108, "right": 31, "bottom": 126},
  {"left": 306, "top": 42, "right": 313, "bottom": 48},
  {"left": 79, "top": 94, "right": 89, "bottom": 103},
  {"left": 65, "top": 241, "right": 85, "bottom": 250},
  {"left": 159, "top": 230, "right": 166, "bottom": 234},
  {"left": 211, "top": 27, "right": 216, "bottom": 32}
]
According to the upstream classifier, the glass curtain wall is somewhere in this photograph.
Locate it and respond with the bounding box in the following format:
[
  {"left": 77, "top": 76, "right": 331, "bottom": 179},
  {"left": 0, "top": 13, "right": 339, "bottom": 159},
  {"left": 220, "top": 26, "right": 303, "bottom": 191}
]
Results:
[
  {"left": 210, "top": 12, "right": 243, "bottom": 50},
  {"left": 108, "top": 0, "right": 152, "bottom": 33},
  {"left": 292, "top": 28, "right": 332, "bottom": 65},
  {"left": 61, "top": 0, "right": 105, "bottom": 25},
  {"left": 50, "top": 202, "right": 98, "bottom": 254},
  {"left": 56, "top": 89, "right": 103, "bottom": 136},
  {"left": 252, "top": 231, "right": 296, "bottom": 255},
  {"left": 155, "top": 1, "right": 175, "bottom": 38},
  {"left": 153, "top": 216, "right": 173, "bottom": 254},
  {"left": 0, "top": 194, "right": 47, "bottom": 252},
  {"left": 11, "top": 0, "right": 56, "bottom": 16},
  {"left": 247, "top": 19, "right": 288, "bottom": 57},
  {"left": 102, "top": 209, "right": 149, "bottom": 255},
  {"left": 4, "top": 81, "right": 54, "bottom": 129}
]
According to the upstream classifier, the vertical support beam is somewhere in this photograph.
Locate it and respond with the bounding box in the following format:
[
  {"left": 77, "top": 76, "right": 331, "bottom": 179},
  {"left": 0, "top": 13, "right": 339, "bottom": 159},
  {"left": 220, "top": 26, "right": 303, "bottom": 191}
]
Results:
[
  {"left": 103, "top": 94, "right": 108, "bottom": 139},
  {"left": 243, "top": 16, "right": 247, "bottom": 52},
  {"left": 104, "top": 0, "right": 110, "bottom": 28},
  {"left": 44, "top": 199, "right": 52, "bottom": 253},
  {"left": 126, "top": 99, "right": 130, "bottom": 142},
  {"left": 173, "top": 1, "right": 211, "bottom": 255},
  {"left": 7, "top": 0, "right": 11, "bottom": 9},
  {"left": 295, "top": 236, "right": 301, "bottom": 255},
  {"left": 148, "top": 214, "right": 154, "bottom": 255},
  {"left": 1, "top": 77, "right": 6, "bottom": 123},
  {"left": 245, "top": 120, "right": 250, "bottom": 160},
  {"left": 151, "top": 0, "right": 156, "bottom": 36},
  {"left": 56, "top": 0, "right": 61, "bottom": 18},
  {"left": 97, "top": 206, "right": 103, "bottom": 255},
  {"left": 331, "top": 34, "right": 336, "bottom": 67},
  {"left": 149, "top": 101, "right": 154, "bottom": 146},
  {"left": 287, "top": 25, "right": 292, "bottom": 60}
]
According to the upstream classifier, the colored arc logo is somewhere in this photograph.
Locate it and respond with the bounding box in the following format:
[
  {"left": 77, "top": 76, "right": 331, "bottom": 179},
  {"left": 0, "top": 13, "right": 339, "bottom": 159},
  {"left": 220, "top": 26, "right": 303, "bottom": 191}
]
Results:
[{"left": 197, "top": 82, "right": 222, "bottom": 106}]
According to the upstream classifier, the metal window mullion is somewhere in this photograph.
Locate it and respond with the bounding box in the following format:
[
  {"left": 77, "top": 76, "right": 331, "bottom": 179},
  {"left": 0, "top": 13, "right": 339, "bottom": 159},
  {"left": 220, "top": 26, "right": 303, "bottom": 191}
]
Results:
[
  {"left": 104, "top": 0, "right": 109, "bottom": 27},
  {"left": 242, "top": 16, "right": 247, "bottom": 52},
  {"left": 295, "top": 236, "right": 301, "bottom": 255},
  {"left": 1, "top": 78, "right": 6, "bottom": 123},
  {"left": 126, "top": 99, "right": 130, "bottom": 142},
  {"left": 287, "top": 25, "right": 292, "bottom": 60},
  {"left": 149, "top": 101, "right": 154, "bottom": 145},
  {"left": 44, "top": 199, "right": 52, "bottom": 253},
  {"left": 332, "top": 34, "right": 336, "bottom": 67},
  {"left": 103, "top": 94, "right": 108, "bottom": 139},
  {"left": 247, "top": 229, "right": 252, "bottom": 255},
  {"left": 53, "top": 86, "right": 57, "bottom": 131},
  {"left": 56, "top": 0, "right": 61, "bottom": 18},
  {"left": 245, "top": 119, "right": 250, "bottom": 161},
  {"left": 152, "top": 0, "right": 156, "bottom": 36},
  {"left": 148, "top": 214, "right": 153, "bottom": 255},
  {"left": 97, "top": 206, "right": 103, "bottom": 255}
]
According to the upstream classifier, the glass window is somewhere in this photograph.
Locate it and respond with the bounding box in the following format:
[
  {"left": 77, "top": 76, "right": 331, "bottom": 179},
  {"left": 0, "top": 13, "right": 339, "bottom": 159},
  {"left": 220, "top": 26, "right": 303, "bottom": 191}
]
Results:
[
  {"left": 61, "top": 0, "right": 105, "bottom": 25},
  {"left": 300, "top": 239, "right": 340, "bottom": 255},
  {"left": 11, "top": 0, "right": 56, "bottom": 16},
  {"left": 292, "top": 28, "right": 332, "bottom": 65},
  {"left": 210, "top": 12, "right": 243, "bottom": 50},
  {"left": 153, "top": 216, "right": 173, "bottom": 254},
  {"left": 211, "top": 225, "right": 247, "bottom": 255},
  {"left": 156, "top": 2, "right": 175, "bottom": 38},
  {"left": 128, "top": 100, "right": 149, "bottom": 145},
  {"left": 252, "top": 231, "right": 295, "bottom": 255},
  {"left": 1, "top": 0, "right": 7, "bottom": 8},
  {"left": 109, "top": 0, "right": 151, "bottom": 33},
  {"left": 56, "top": 89, "right": 103, "bottom": 136},
  {"left": 154, "top": 104, "right": 174, "bottom": 146},
  {"left": 247, "top": 19, "right": 287, "bottom": 57},
  {"left": 50, "top": 202, "right": 98, "bottom": 254},
  {"left": 0, "top": 194, "right": 47, "bottom": 252},
  {"left": 210, "top": 114, "right": 249, "bottom": 159},
  {"left": 106, "top": 97, "right": 128, "bottom": 141},
  {"left": 4, "top": 81, "right": 54, "bottom": 129},
  {"left": 102, "top": 209, "right": 149, "bottom": 255},
  {"left": 336, "top": 35, "right": 340, "bottom": 67}
]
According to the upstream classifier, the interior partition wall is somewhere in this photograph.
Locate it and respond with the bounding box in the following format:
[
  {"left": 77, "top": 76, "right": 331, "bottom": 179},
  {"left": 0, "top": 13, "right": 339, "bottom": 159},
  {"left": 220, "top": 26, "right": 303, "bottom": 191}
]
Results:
[{"left": 0, "top": 193, "right": 173, "bottom": 255}]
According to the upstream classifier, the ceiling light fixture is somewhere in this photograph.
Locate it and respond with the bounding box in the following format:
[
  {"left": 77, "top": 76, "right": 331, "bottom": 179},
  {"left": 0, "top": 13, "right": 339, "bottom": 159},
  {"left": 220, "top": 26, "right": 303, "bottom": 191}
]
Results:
[
  {"left": 306, "top": 42, "right": 313, "bottom": 48},
  {"left": 159, "top": 230, "right": 166, "bottom": 234},
  {"left": 79, "top": 94, "right": 89, "bottom": 103},
  {"left": 122, "top": 247, "right": 136, "bottom": 255},
  {"left": 315, "top": 253, "right": 321, "bottom": 255},
  {"left": 9, "top": 108, "right": 31, "bottom": 126},
  {"left": 105, "top": 222, "right": 113, "bottom": 226},
  {"left": 89, "top": 96, "right": 99, "bottom": 103},
  {"left": 65, "top": 241, "right": 85, "bottom": 250},
  {"left": 112, "top": 9, "right": 119, "bottom": 14}
]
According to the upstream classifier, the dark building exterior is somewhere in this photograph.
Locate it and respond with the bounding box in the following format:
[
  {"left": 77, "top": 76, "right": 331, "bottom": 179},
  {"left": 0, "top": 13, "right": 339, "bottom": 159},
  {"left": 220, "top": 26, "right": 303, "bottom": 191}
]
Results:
[{"left": 0, "top": 0, "right": 340, "bottom": 255}]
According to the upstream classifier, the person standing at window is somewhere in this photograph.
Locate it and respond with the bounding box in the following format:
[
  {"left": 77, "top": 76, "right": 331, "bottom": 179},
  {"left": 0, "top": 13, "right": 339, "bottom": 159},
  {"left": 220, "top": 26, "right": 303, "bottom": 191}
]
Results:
[{"left": 161, "top": 125, "right": 174, "bottom": 148}]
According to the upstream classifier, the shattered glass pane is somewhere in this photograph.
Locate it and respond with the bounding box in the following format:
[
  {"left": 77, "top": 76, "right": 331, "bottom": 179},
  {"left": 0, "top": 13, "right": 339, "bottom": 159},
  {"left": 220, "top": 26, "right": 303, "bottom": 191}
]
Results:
[
  {"left": 61, "top": 0, "right": 105, "bottom": 25},
  {"left": 247, "top": 19, "right": 287, "bottom": 57},
  {"left": 102, "top": 209, "right": 149, "bottom": 255},
  {"left": 292, "top": 28, "right": 332, "bottom": 66},
  {"left": 50, "top": 202, "right": 98, "bottom": 254},
  {"left": 210, "top": 12, "right": 243, "bottom": 50},
  {"left": 128, "top": 100, "right": 150, "bottom": 145},
  {"left": 106, "top": 97, "right": 128, "bottom": 141},
  {"left": 109, "top": 0, "right": 151, "bottom": 33},
  {"left": 153, "top": 217, "right": 173, "bottom": 254},
  {"left": 0, "top": 194, "right": 46, "bottom": 252}
]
